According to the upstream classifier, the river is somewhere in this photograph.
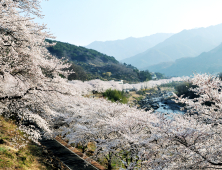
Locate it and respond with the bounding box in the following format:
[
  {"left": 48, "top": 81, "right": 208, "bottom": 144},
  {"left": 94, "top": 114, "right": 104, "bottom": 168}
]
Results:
[{"left": 137, "top": 90, "right": 187, "bottom": 119}]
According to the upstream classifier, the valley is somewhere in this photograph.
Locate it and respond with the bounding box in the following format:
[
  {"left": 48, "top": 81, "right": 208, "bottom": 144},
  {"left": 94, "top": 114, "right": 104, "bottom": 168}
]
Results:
[{"left": 2, "top": 1, "right": 222, "bottom": 169}]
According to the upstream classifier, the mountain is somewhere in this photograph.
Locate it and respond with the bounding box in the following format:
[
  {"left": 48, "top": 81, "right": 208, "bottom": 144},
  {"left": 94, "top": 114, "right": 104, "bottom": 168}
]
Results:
[
  {"left": 122, "top": 23, "right": 222, "bottom": 69},
  {"left": 143, "top": 43, "right": 222, "bottom": 77},
  {"left": 85, "top": 33, "right": 173, "bottom": 61},
  {"left": 45, "top": 39, "right": 152, "bottom": 82}
]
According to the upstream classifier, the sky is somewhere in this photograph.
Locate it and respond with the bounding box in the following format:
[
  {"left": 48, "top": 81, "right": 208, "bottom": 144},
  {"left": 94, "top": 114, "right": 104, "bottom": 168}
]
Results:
[{"left": 34, "top": 0, "right": 222, "bottom": 46}]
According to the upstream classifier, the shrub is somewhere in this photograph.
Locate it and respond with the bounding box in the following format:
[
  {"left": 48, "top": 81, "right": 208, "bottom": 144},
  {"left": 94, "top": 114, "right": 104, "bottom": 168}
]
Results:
[
  {"left": 175, "top": 81, "right": 199, "bottom": 99},
  {"left": 103, "top": 89, "right": 128, "bottom": 104},
  {"left": 136, "top": 89, "right": 146, "bottom": 95}
]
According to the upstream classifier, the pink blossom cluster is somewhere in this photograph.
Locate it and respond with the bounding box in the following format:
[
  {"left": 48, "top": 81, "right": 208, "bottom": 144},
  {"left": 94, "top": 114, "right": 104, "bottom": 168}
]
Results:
[
  {"left": 53, "top": 75, "right": 221, "bottom": 169},
  {"left": 68, "top": 76, "right": 190, "bottom": 95}
]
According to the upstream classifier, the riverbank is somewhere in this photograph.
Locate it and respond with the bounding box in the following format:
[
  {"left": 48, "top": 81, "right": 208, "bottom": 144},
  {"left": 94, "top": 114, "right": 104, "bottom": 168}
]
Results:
[{"left": 133, "top": 86, "right": 186, "bottom": 115}]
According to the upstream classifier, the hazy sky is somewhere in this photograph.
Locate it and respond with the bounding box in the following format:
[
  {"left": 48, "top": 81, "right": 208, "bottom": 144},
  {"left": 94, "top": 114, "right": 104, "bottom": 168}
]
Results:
[{"left": 34, "top": 0, "right": 222, "bottom": 46}]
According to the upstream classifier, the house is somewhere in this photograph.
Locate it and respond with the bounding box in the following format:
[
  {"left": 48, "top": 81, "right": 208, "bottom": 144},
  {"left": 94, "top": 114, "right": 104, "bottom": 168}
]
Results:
[{"left": 118, "top": 80, "right": 123, "bottom": 84}]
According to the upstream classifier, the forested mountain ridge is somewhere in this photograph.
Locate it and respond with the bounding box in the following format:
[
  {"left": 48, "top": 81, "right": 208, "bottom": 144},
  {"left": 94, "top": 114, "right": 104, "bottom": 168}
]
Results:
[
  {"left": 85, "top": 33, "right": 173, "bottom": 61},
  {"left": 122, "top": 23, "right": 222, "bottom": 69},
  {"left": 144, "top": 42, "right": 222, "bottom": 77},
  {"left": 45, "top": 39, "right": 154, "bottom": 82},
  {"left": 46, "top": 39, "right": 118, "bottom": 65}
]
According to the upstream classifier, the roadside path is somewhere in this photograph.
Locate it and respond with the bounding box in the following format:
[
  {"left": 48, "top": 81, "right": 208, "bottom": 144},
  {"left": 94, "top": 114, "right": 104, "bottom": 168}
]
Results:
[{"left": 40, "top": 139, "right": 100, "bottom": 170}]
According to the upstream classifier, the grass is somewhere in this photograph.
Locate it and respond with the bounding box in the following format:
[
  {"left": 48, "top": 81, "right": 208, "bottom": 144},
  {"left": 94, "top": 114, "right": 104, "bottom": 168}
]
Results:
[{"left": 0, "top": 116, "right": 53, "bottom": 170}]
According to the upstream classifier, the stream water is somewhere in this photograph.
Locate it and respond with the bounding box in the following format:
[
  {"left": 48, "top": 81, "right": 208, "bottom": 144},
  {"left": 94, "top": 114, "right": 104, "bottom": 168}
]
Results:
[
  {"left": 154, "top": 98, "right": 186, "bottom": 115},
  {"left": 138, "top": 91, "right": 187, "bottom": 118}
]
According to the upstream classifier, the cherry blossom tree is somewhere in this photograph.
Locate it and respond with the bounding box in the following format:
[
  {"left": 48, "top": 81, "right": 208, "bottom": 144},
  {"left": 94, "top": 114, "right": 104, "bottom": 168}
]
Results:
[
  {"left": 58, "top": 74, "right": 222, "bottom": 169},
  {"left": 169, "top": 73, "right": 222, "bottom": 169},
  {"left": 0, "top": 0, "right": 72, "bottom": 143}
]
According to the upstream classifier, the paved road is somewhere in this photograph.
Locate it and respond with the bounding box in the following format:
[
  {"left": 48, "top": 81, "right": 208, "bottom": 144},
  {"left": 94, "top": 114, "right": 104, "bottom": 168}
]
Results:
[{"left": 40, "top": 139, "right": 98, "bottom": 170}]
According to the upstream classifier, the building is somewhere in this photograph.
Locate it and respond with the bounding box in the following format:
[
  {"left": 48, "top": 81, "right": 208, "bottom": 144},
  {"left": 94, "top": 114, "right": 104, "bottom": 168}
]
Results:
[{"left": 118, "top": 80, "right": 123, "bottom": 84}]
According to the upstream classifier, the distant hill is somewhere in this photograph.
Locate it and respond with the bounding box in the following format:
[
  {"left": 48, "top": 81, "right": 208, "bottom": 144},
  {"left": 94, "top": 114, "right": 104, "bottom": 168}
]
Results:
[
  {"left": 143, "top": 43, "right": 222, "bottom": 77},
  {"left": 85, "top": 33, "right": 173, "bottom": 61},
  {"left": 122, "top": 23, "right": 222, "bottom": 69},
  {"left": 45, "top": 39, "right": 153, "bottom": 82}
]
